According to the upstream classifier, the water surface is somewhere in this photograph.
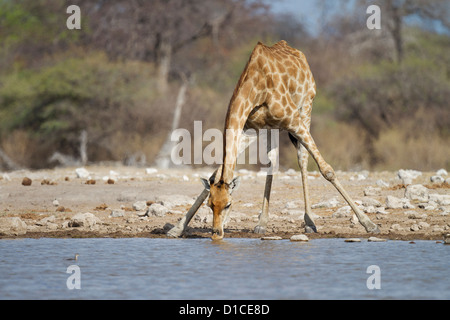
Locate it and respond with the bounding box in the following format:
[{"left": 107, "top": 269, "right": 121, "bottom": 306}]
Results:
[{"left": 0, "top": 238, "right": 448, "bottom": 299}]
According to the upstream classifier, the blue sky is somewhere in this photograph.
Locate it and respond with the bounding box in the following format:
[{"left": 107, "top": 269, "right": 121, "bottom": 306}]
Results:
[{"left": 264, "top": 0, "right": 448, "bottom": 35}]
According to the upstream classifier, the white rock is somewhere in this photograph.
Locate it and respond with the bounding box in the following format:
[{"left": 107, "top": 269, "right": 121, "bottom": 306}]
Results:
[
  {"left": 368, "top": 237, "right": 386, "bottom": 242},
  {"left": 261, "top": 236, "right": 282, "bottom": 240},
  {"left": 390, "top": 223, "right": 403, "bottom": 231},
  {"left": 290, "top": 234, "right": 309, "bottom": 241},
  {"left": 418, "top": 221, "right": 430, "bottom": 229},
  {"left": 332, "top": 206, "right": 352, "bottom": 218},
  {"left": 405, "top": 184, "right": 429, "bottom": 202},
  {"left": 362, "top": 197, "right": 382, "bottom": 207},
  {"left": 36, "top": 215, "right": 56, "bottom": 226},
  {"left": 75, "top": 167, "right": 90, "bottom": 179},
  {"left": 406, "top": 211, "right": 427, "bottom": 219},
  {"left": 132, "top": 201, "right": 148, "bottom": 211},
  {"left": 194, "top": 206, "right": 213, "bottom": 223},
  {"left": 385, "top": 195, "right": 414, "bottom": 209},
  {"left": 154, "top": 194, "right": 194, "bottom": 209},
  {"left": 285, "top": 168, "right": 297, "bottom": 175},
  {"left": 376, "top": 179, "right": 389, "bottom": 187},
  {"left": 52, "top": 199, "right": 60, "bottom": 207},
  {"left": 429, "top": 194, "right": 450, "bottom": 206},
  {"left": 364, "top": 186, "right": 382, "bottom": 196},
  {"left": 110, "top": 209, "right": 125, "bottom": 217},
  {"left": 430, "top": 175, "right": 444, "bottom": 183},
  {"left": 147, "top": 203, "right": 168, "bottom": 217},
  {"left": 385, "top": 195, "right": 403, "bottom": 209},
  {"left": 436, "top": 169, "right": 448, "bottom": 176},
  {"left": 69, "top": 213, "right": 101, "bottom": 228},
  {"left": 397, "top": 169, "right": 422, "bottom": 184},
  {"left": 444, "top": 234, "right": 450, "bottom": 244},
  {"left": 285, "top": 200, "right": 304, "bottom": 209},
  {"left": 145, "top": 168, "right": 158, "bottom": 174},
  {"left": 312, "top": 197, "right": 340, "bottom": 209},
  {"left": 0, "top": 217, "right": 27, "bottom": 235}
]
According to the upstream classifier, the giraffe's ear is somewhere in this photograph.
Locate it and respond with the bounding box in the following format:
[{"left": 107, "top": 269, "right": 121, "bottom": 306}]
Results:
[
  {"left": 200, "top": 178, "right": 211, "bottom": 191},
  {"left": 229, "top": 176, "right": 241, "bottom": 194}
]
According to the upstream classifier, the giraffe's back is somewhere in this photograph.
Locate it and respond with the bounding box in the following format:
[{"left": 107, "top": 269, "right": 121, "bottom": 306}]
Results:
[{"left": 240, "top": 41, "right": 316, "bottom": 130}]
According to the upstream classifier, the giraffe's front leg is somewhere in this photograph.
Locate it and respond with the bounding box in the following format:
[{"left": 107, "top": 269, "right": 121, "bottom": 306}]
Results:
[
  {"left": 254, "top": 134, "right": 278, "bottom": 234},
  {"left": 254, "top": 173, "right": 272, "bottom": 234}
]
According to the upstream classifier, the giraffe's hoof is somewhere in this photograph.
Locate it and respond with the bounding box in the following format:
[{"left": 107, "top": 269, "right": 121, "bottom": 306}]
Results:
[
  {"left": 305, "top": 225, "right": 317, "bottom": 233},
  {"left": 254, "top": 226, "right": 266, "bottom": 234}
]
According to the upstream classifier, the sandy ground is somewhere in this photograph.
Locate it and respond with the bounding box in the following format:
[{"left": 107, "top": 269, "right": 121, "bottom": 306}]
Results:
[{"left": 0, "top": 165, "right": 449, "bottom": 241}]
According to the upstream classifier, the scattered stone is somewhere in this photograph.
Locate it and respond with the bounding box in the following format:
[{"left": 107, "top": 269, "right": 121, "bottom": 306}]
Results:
[
  {"left": 406, "top": 211, "right": 427, "bottom": 219},
  {"left": 154, "top": 194, "right": 194, "bottom": 209},
  {"left": 194, "top": 206, "right": 213, "bottom": 223},
  {"left": 132, "top": 201, "right": 148, "bottom": 211},
  {"left": 85, "top": 179, "right": 96, "bottom": 185},
  {"left": 418, "top": 221, "right": 430, "bottom": 229},
  {"left": 110, "top": 209, "right": 125, "bottom": 217},
  {"left": 75, "top": 167, "right": 90, "bottom": 179},
  {"left": 376, "top": 179, "right": 389, "bottom": 187},
  {"left": 107, "top": 178, "right": 115, "bottom": 184},
  {"left": 444, "top": 234, "right": 450, "bottom": 245},
  {"left": 430, "top": 175, "right": 444, "bottom": 183},
  {"left": 147, "top": 203, "right": 168, "bottom": 217},
  {"left": 368, "top": 236, "right": 386, "bottom": 242},
  {"left": 36, "top": 215, "right": 56, "bottom": 226},
  {"left": 312, "top": 197, "right": 340, "bottom": 209},
  {"left": 290, "top": 234, "right": 309, "bottom": 242},
  {"left": 332, "top": 206, "right": 352, "bottom": 218},
  {"left": 410, "top": 224, "right": 420, "bottom": 232},
  {"left": 429, "top": 194, "right": 450, "bottom": 206},
  {"left": 436, "top": 169, "right": 448, "bottom": 176},
  {"left": 261, "top": 236, "right": 283, "bottom": 240},
  {"left": 285, "top": 200, "right": 304, "bottom": 209},
  {"left": 345, "top": 238, "right": 361, "bottom": 242},
  {"left": 385, "top": 195, "right": 414, "bottom": 209},
  {"left": 52, "top": 199, "right": 60, "bottom": 207},
  {"left": 405, "top": 184, "right": 429, "bottom": 202},
  {"left": 390, "top": 223, "right": 403, "bottom": 232},
  {"left": 397, "top": 169, "right": 422, "bottom": 185},
  {"left": 69, "top": 212, "right": 101, "bottom": 228},
  {"left": 0, "top": 217, "right": 27, "bottom": 235},
  {"left": 22, "top": 177, "right": 32, "bottom": 186},
  {"left": 361, "top": 197, "right": 382, "bottom": 207},
  {"left": 145, "top": 168, "right": 158, "bottom": 174},
  {"left": 364, "top": 186, "right": 381, "bottom": 197}
]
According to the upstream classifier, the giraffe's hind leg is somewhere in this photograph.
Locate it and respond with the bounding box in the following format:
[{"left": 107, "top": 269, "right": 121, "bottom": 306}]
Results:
[
  {"left": 288, "top": 133, "right": 317, "bottom": 233},
  {"left": 290, "top": 128, "right": 379, "bottom": 233}
]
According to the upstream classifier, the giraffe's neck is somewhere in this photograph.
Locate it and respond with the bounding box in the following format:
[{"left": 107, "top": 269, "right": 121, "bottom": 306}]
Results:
[
  {"left": 217, "top": 44, "right": 263, "bottom": 184},
  {"left": 219, "top": 112, "right": 244, "bottom": 184}
]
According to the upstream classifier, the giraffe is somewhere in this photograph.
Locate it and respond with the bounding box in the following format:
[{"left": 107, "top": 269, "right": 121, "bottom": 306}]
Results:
[{"left": 167, "top": 40, "right": 379, "bottom": 240}]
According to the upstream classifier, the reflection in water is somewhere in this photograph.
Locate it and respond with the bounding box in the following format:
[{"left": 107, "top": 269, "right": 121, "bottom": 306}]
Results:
[{"left": 0, "top": 238, "right": 448, "bottom": 299}]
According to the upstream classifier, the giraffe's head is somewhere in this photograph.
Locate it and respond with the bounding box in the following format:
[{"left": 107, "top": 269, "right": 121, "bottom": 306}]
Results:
[{"left": 201, "top": 176, "right": 241, "bottom": 240}]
